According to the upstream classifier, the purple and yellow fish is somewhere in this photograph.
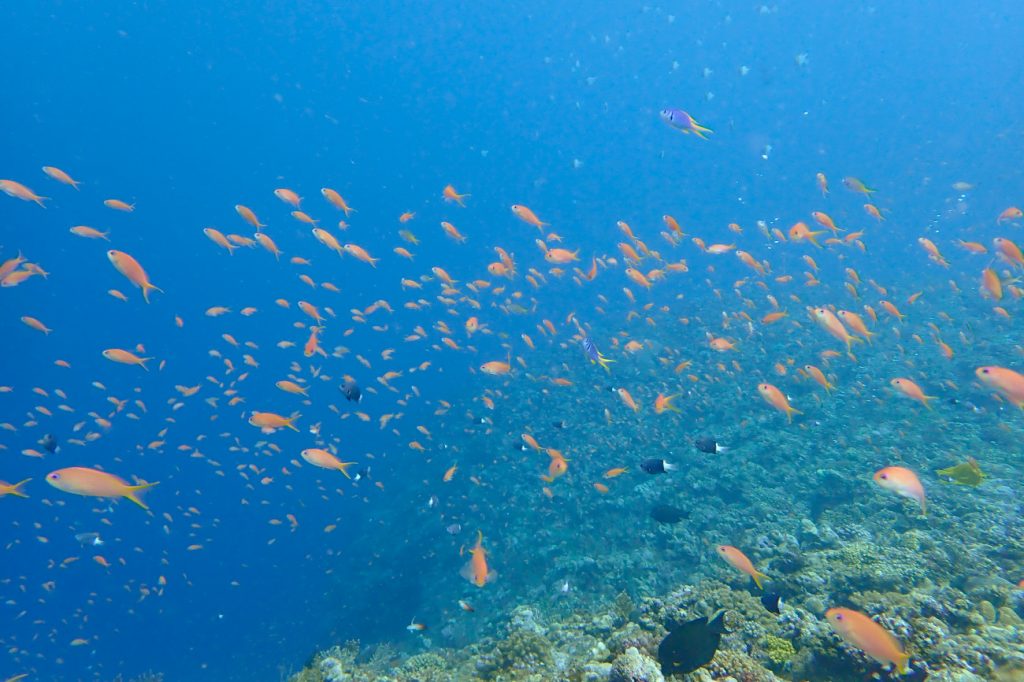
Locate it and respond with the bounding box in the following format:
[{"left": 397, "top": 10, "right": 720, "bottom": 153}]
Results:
[
  {"left": 842, "top": 176, "right": 876, "bottom": 195},
  {"left": 581, "top": 336, "right": 614, "bottom": 372},
  {"left": 660, "top": 109, "right": 713, "bottom": 140}
]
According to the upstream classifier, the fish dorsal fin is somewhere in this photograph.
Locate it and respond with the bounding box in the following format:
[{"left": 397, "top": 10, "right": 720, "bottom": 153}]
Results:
[{"left": 707, "top": 610, "right": 727, "bottom": 635}]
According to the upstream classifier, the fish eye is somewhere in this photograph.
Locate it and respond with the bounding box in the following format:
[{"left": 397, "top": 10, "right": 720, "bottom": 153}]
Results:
[
  {"left": 49, "top": 473, "right": 59, "bottom": 480},
  {"left": 880, "top": 473, "right": 888, "bottom": 479},
  {"left": 835, "top": 613, "right": 843, "bottom": 620}
]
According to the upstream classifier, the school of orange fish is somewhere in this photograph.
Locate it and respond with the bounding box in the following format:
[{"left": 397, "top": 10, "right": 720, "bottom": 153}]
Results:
[{"left": 2, "top": 163, "right": 1024, "bottom": 676}]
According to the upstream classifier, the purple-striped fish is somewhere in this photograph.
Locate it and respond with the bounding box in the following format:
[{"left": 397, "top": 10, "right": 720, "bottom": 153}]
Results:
[
  {"left": 660, "top": 109, "right": 713, "bottom": 140},
  {"left": 581, "top": 336, "right": 613, "bottom": 372}
]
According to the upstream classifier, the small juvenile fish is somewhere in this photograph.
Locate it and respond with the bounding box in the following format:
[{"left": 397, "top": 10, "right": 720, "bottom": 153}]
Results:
[{"left": 659, "top": 109, "right": 713, "bottom": 139}]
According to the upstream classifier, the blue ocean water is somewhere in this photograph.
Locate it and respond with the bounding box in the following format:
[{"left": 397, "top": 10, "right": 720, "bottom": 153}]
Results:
[{"left": 3, "top": 2, "right": 1024, "bottom": 680}]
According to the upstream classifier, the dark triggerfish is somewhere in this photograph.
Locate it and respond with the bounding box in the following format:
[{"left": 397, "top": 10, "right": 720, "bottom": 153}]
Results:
[{"left": 657, "top": 611, "right": 726, "bottom": 676}]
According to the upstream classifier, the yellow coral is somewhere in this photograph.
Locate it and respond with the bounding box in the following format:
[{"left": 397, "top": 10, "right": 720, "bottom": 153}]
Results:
[{"left": 764, "top": 634, "right": 796, "bottom": 664}]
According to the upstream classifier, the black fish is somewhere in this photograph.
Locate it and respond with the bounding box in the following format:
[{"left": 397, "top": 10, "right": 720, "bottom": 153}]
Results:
[
  {"left": 640, "top": 458, "right": 676, "bottom": 474},
  {"left": 760, "top": 593, "right": 782, "bottom": 614},
  {"left": 651, "top": 504, "right": 686, "bottom": 524},
  {"left": 352, "top": 466, "right": 371, "bottom": 482},
  {"left": 694, "top": 436, "right": 726, "bottom": 454},
  {"left": 658, "top": 611, "right": 726, "bottom": 676},
  {"left": 40, "top": 434, "right": 58, "bottom": 454},
  {"left": 340, "top": 379, "right": 362, "bottom": 403},
  {"left": 551, "top": 420, "right": 566, "bottom": 429}
]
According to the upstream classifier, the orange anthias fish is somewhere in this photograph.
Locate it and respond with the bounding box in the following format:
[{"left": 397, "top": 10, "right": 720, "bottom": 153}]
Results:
[
  {"left": 804, "top": 365, "right": 833, "bottom": 393},
  {"left": 873, "top": 466, "right": 926, "bottom": 515},
  {"left": 107, "top": 250, "right": 162, "bottom": 303},
  {"left": 300, "top": 448, "right": 355, "bottom": 478},
  {"left": 235, "top": 204, "right": 265, "bottom": 230},
  {"left": 811, "top": 211, "right": 843, "bottom": 234},
  {"left": 0, "top": 179, "right": 49, "bottom": 207},
  {"left": 443, "top": 184, "right": 469, "bottom": 207},
  {"left": 321, "top": 188, "right": 355, "bottom": 216},
  {"left": 542, "top": 454, "right": 568, "bottom": 482},
  {"left": 443, "top": 463, "right": 458, "bottom": 482},
  {"left": 981, "top": 268, "right": 1003, "bottom": 301},
  {"left": 46, "top": 467, "right": 157, "bottom": 510},
  {"left": 890, "top": 378, "right": 936, "bottom": 409},
  {"left": 826, "top": 608, "right": 909, "bottom": 674},
  {"left": 274, "top": 188, "right": 302, "bottom": 207},
  {"left": 0, "top": 478, "right": 31, "bottom": 498},
  {"left": 654, "top": 393, "right": 681, "bottom": 414},
  {"left": 104, "top": 198, "right": 135, "bottom": 212},
  {"left": 102, "top": 348, "right": 152, "bottom": 370},
  {"left": 812, "top": 307, "right": 859, "bottom": 352},
  {"left": 994, "top": 237, "right": 1024, "bottom": 268},
  {"left": 480, "top": 355, "right": 511, "bottom": 376},
  {"left": 975, "top": 366, "right": 1024, "bottom": 407},
  {"left": 248, "top": 411, "right": 300, "bottom": 432},
  {"left": 996, "top": 206, "right": 1023, "bottom": 224},
  {"left": 544, "top": 248, "right": 579, "bottom": 265},
  {"left": 460, "top": 530, "right": 497, "bottom": 587},
  {"left": 716, "top": 545, "right": 767, "bottom": 589},
  {"left": 616, "top": 387, "right": 639, "bottom": 412},
  {"left": 918, "top": 237, "right": 949, "bottom": 267},
  {"left": 788, "top": 222, "right": 825, "bottom": 248},
  {"left": 343, "top": 243, "right": 379, "bottom": 267},
  {"left": 836, "top": 310, "right": 874, "bottom": 343},
  {"left": 511, "top": 204, "right": 548, "bottom": 230},
  {"left": 757, "top": 383, "right": 801, "bottom": 423},
  {"left": 42, "top": 166, "right": 81, "bottom": 189}
]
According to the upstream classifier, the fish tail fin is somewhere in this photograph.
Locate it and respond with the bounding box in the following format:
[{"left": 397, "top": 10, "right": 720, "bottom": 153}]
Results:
[
  {"left": 138, "top": 357, "right": 153, "bottom": 372},
  {"left": 9, "top": 478, "right": 31, "bottom": 498},
  {"left": 753, "top": 571, "right": 768, "bottom": 590},
  {"left": 786, "top": 407, "right": 802, "bottom": 423},
  {"left": 35, "top": 196, "right": 50, "bottom": 208},
  {"left": 285, "top": 415, "right": 301, "bottom": 432},
  {"left": 896, "top": 654, "right": 910, "bottom": 675},
  {"left": 142, "top": 282, "right": 163, "bottom": 304},
  {"left": 692, "top": 122, "right": 713, "bottom": 140},
  {"left": 125, "top": 481, "right": 158, "bottom": 510},
  {"left": 337, "top": 461, "right": 354, "bottom": 479}
]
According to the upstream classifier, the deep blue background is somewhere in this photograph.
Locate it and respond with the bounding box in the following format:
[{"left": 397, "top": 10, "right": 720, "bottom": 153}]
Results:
[{"left": 2, "top": 1, "right": 1024, "bottom": 679}]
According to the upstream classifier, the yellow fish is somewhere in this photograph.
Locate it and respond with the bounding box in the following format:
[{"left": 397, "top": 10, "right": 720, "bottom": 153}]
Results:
[{"left": 936, "top": 457, "right": 986, "bottom": 486}]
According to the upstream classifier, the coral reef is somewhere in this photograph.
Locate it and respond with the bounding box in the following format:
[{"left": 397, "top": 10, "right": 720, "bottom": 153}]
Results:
[{"left": 286, "top": 569, "right": 1024, "bottom": 682}]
